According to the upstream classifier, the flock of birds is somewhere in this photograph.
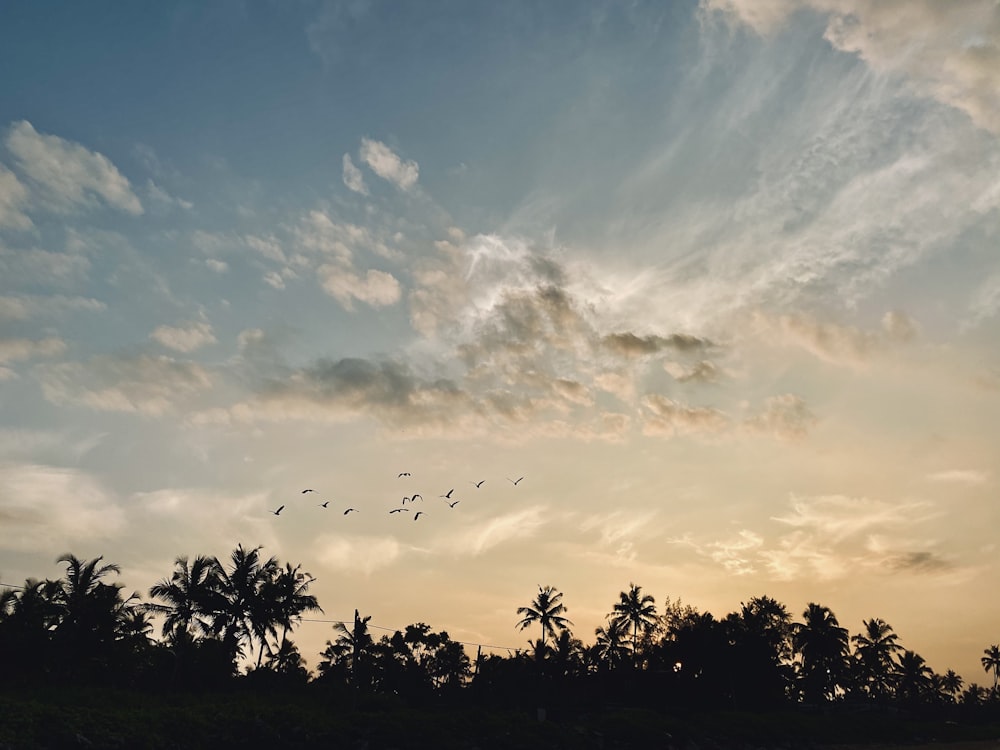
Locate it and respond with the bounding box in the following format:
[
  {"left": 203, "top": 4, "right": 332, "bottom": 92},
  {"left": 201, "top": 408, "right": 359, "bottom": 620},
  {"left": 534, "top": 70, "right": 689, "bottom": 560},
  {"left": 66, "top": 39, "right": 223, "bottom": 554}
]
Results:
[{"left": 269, "top": 473, "right": 525, "bottom": 522}]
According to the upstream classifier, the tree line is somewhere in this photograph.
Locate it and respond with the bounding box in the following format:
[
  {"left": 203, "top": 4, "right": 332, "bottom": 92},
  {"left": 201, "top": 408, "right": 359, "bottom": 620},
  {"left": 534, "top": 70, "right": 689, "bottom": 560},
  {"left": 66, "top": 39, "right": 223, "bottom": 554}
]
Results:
[{"left": 2, "top": 549, "right": 999, "bottom": 716}]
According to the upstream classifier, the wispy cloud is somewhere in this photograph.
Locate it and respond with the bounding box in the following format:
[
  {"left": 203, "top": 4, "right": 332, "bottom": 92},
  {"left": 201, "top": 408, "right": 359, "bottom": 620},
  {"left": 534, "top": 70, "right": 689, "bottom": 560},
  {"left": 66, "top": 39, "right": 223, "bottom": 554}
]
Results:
[
  {"left": 0, "top": 463, "right": 126, "bottom": 552},
  {"left": 446, "top": 506, "right": 548, "bottom": 556},
  {"left": 0, "top": 164, "right": 31, "bottom": 229},
  {"left": 359, "top": 138, "right": 419, "bottom": 190},
  {"left": 5, "top": 120, "right": 143, "bottom": 215},
  {"left": 704, "top": 0, "right": 1000, "bottom": 135},
  {"left": 150, "top": 321, "right": 217, "bottom": 353},
  {"left": 926, "top": 469, "right": 990, "bottom": 485},
  {"left": 342, "top": 153, "right": 369, "bottom": 195},
  {"left": 313, "top": 534, "right": 404, "bottom": 575},
  {"left": 40, "top": 354, "right": 214, "bottom": 417}
]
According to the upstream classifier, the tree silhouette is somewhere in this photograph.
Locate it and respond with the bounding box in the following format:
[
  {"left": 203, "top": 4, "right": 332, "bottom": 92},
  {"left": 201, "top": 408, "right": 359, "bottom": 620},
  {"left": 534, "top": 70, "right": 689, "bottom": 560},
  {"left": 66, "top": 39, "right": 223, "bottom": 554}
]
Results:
[
  {"left": 213, "top": 544, "right": 280, "bottom": 668},
  {"left": 148, "top": 555, "right": 224, "bottom": 643},
  {"left": 981, "top": 644, "right": 1000, "bottom": 692},
  {"left": 593, "top": 617, "right": 629, "bottom": 672},
  {"left": 896, "top": 650, "right": 933, "bottom": 705},
  {"left": 851, "top": 618, "right": 901, "bottom": 702},
  {"left": 515, "top": 585, "right": 572, "bottom": 647},
  {"left": 611, "top": 583, "right": 657, "bottom": 666},
  {"left": 793, "top": 603, "right": 849, "bottom": 703}
]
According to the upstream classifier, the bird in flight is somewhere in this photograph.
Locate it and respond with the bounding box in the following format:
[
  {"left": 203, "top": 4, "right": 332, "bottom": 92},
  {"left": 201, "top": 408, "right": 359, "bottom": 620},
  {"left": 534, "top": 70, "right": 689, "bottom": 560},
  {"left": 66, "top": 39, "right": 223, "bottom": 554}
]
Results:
[
  {"left": 440, "top": 489, "right": 454, "bottom": 499},
  {"left": 411, "top": 494, "right": 423, "bottom": 502},
  {"left": 301, "top": 489, "right": 315, "bottom": 494},
  {"left": 471, "top": 480, "right": 485, "bottom": 488},
  {"left": 319, "top": 501, "right": 330, "bottom": 508},
  {"left": 389, "top": 508, "right": 409, "bottom": 514},
  {"left": 398, "top": 472, "right": 411, "bottom": 478},
  {"left": 447, "top": 500, "right": 460, "bottom": 508},
  {"left": 413, "top": 512, "right": 424, "bottom": 521},
  {"left": 343, "top": 508, "right": 357, "bottom": 515},
  {"left": 508, "top": 476, "right": 524, "bottom": 486},
  {"left": 271, "top": 505, "right": 285, "bottom": 516}
]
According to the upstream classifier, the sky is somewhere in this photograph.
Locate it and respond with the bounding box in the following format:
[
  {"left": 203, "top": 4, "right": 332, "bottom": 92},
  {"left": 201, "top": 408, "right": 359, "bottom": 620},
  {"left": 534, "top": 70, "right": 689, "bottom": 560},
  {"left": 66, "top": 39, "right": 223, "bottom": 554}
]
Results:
[{"left": 0, "top": 0, "right": 998, "bottom": 682}]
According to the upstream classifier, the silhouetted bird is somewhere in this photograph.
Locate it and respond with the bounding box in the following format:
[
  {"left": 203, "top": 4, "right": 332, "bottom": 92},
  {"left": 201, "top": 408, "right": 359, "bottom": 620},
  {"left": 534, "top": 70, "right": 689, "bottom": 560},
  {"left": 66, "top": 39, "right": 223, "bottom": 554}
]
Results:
[
  {"left": 472, "top": 480, "right": 485, "bottom": 488},
  {"left": 411, "top": 494, "right": 422, "bottom": 502},
  {"left": 389, "top": 508, "right": 408, "bottom": 514},
  {"left": 440, "top": 489, "right": 454, "bottom": 499},
  {"left": 272, "top": 505, "right": 285, "bottom": 516},
  {"left": 302, "top": 489, "right": 315, "bottom": 494},
  {"left": 508, "top": 476, "right": 524, "bottom": 486},
  {"left": 343, "top": 508, "right": 357, "bottom": 515},
  {"left": 447, "top": 500, "right": 460, "bottom": 508},
  {"left": 398, "top": 472, "right": 411, "bottom": 477},
  {"left": 413, "top": 512, "right": 424, "bottom": 521},
  {"left": 319, "top": 501, "right": 330, "bottom": 508}
]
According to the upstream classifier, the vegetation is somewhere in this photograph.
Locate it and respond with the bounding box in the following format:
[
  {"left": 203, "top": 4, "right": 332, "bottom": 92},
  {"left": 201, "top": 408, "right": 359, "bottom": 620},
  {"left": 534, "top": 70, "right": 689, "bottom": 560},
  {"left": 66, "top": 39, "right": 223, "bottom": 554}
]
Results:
[{"left": 2, "top": 550, "right": 999, "bottom": 748}]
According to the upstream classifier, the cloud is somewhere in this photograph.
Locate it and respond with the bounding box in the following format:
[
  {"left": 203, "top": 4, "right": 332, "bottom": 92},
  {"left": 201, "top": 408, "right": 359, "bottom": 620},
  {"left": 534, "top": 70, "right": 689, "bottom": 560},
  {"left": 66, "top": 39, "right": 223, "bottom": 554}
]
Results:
[
  {"left": 702, "top": 0, "right": 1000, "bottom": 135},
  {"left": 40, "top": 354, "right": 213, "bottom": 417},
  {"left": 751, "top": 311, "right": 916, "bottom": 367},
  {"left": 5, "top": 120, "right": 143, "bottom": 215},
  {"left": 0, "top": 337, "right": 66, "bottom": 364},
  {"left": 314, "top": 534, "right": 403, "bottom": 574},
  {"left": 0, "top": 294, "right": 104, "bottom": 322},
  {"left": 664, "top": 359, "right": 723, "bottom": 383},
  {"left": 205, "top": 258, "right": 228, "bottom": 273},
  {"left": 0, "top": 463, "right": 126, "bottom": 552},
  {"left": 926, "top": 469, "right": 990, "bottom": 485},
  {"left": 744, "top": 394, "right": 815, "bottom": 440},
  {"left": 145, "top": 179, "right": 192, "bottom": 210},
  {"left": 0, "top": 244, "right": 91, "bottom": 287},
  {"left": 601, "top": 332, "right": 712, "bottom": 357},
  {"left": 359, "top": 138, "right": 419, "bottom": 190},
  {"left": 318, "top": 265, "right": 401, "bottom": 310},
  {"left": 150, "top": 320, "right": 217, "bottom": 353},
  {"left": 641, "top": 395, "right": 731, "bottom": 437},
  {"left": 132, "top": 488, "right": 279, "bottom": 554},
  {"left": 342, "top": 153, "right": 369, "bottom": 195},
  {"left": 966, "top": 273, "right": 1000, "bottom": 328},
  {"left": 772, "top": 494, "right": 932, "bottom": 543},
  {"left": 0, "top": 164, "right": 31, "bottom": 229},
  {"left": 446, "top": 506, "right": 548, "bottom": 556}
]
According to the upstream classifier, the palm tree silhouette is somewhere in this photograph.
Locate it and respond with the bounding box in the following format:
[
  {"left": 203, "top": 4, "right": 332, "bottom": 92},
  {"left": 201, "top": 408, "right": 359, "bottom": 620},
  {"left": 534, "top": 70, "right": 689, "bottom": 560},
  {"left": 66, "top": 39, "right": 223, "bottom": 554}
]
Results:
[
  {"left": 263, "top": 562, "right": 322, "bottom": 658},
  {"left": 941, "top": 668, "right": 964, "bottom": 702},
  {"left": 213, "top": 544, "right": 280, "bottom": 668},
  {"left": 148, "top": 555, "right": 223, "bottom": 643},
  {"left": 593, "top": 617, "right": 629, "bottom": 672},
  {"left": 982, "top": 644, "right": 1000, "bottom": 691},
  {"left": 896, "top": 649, "right": 933, "bottom": 705},
  {"left": 793, "top": 603, "right": 849, "bottom": 703},
  {"left": 516, "top": 585, "right": 572, "bottom": 647},
  {"left": 611, "top": 583, "right": 657, "bottom": 666},
  {"left": 851, "top": 618, "right": 901, "bottom": 702}
]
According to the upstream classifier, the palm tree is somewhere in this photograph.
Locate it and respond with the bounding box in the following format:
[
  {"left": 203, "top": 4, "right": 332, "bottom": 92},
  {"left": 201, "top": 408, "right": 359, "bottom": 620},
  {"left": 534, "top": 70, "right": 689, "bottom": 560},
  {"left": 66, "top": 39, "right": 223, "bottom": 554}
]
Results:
[
  {"left": 53, "top": 554, "right": 126, "bottom": 655},
  {"left": 611, "top": 583, "right": 657, "bottom": 665},
  {"left": 982, "top": 644, "right": 1000, "bottom": 691},
  {"left": 941, "top": 669, "right": 963, "bottom": 702},
  {"left": 213, "top": 544, "right": 280, "bottom": 668},
  {"left": 327, "top": 609, "right": 375, "bottom": 690},
  {"left": 896, "top": 650, "right": 933, "bottom": 705},
  {"left": 792, "top": 603, "right": 850, "bottom": 703},
  {"left": 148, "top": 555, "right": 223, "bottom": 642},
  {"left": 593, "top": 617, "right": 629, "bottom": 672},
  {"left": 263, "top": 562, "right": 322, "bottom": 653},
  {"left": 515, "top": 585, "right": 572, "bottom": 647},
  {"left": 851, "top": 618, "right": 901, "bottom": 701}
]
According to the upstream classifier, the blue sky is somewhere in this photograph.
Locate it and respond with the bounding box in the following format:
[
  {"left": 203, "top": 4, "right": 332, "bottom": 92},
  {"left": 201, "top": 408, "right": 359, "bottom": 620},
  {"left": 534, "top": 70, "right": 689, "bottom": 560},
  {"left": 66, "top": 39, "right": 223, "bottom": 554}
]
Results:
[{"left": 1, "top": 1, "right": 999, "bottom": 681}]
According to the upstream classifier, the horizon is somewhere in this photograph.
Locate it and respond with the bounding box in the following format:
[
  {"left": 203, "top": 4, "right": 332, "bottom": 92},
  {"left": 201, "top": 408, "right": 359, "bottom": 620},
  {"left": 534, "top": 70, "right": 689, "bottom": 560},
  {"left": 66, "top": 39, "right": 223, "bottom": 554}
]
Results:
[{"left": 1, "top": 1, "right": 998, "bottom": 687}]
